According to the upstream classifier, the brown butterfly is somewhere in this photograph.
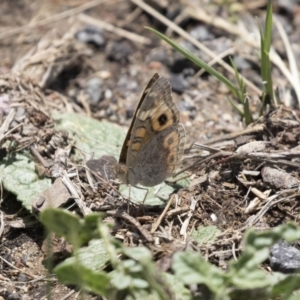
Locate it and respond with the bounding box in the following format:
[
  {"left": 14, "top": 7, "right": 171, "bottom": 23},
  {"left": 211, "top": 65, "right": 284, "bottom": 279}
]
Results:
[{"left": 113, "top": 73, "right": 185, "bottom": 187}]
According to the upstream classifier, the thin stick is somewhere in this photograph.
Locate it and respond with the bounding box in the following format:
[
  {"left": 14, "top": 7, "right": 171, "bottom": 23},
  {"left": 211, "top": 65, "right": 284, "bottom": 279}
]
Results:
[
  {"left": 274, "top": 16, "right": 300, "bottom": 106},
  {"left": 0, "top": 255, "right": 38, "bottom": 279},
  {"left": 62, "top": 173, "right": 92, "bottom": 216},
  {"left": 0, "top": 108, "right": 16, "bottom": 144},
  {"left": 78, "top": 14, "right": 151, "bottom": 45},
  {"left": 30, "top": 145, "right": 51, "bottom": 168},
  {"left": 151, "top": 194, "right": 175, "bottom": 233},
  {"left": 0, "top": 0, "right": 110, "bottom": 40},
  {"left": 107, "top": 209, "right": 154, "bottom": 242}
]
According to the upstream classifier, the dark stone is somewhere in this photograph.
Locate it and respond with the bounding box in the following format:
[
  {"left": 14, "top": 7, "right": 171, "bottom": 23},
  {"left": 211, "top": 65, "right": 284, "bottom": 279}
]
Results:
[
  {"left": 105, "top": 40, "right": 135, "bottom": 63},
  {"left": 278, "top": 0, "right": 299, "bottom": 14},
  {"left": 75, "top": 26, "right": 105, "bottom": 48},
  {"left": 169, "top": 73, "right": 190, "bottom": 94},
  {"left": 270, "top": 240, "right": 300, "bottom": 273}
]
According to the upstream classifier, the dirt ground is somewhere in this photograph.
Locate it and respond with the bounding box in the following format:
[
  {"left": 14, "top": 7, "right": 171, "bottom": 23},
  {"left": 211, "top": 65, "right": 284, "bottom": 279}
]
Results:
[{"left": 0, "top": 0, "right": 300, "bottom": 299}]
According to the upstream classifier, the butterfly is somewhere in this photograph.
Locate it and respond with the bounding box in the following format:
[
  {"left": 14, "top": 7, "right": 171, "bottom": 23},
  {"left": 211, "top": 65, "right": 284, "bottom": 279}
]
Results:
[{"left": 113, "top": 73, "right": 185, "bottom": 187}]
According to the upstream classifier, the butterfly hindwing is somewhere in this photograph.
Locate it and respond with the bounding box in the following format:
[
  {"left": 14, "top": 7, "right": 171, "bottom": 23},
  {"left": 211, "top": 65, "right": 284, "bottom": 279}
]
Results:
[{"left": 127, "top": 124, "right": 185, "bottom": 186}]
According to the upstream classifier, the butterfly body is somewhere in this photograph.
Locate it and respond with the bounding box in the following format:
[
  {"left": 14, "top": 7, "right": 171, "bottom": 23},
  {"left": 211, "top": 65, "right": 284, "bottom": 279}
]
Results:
[{"left": 115, "top": 73, "right": 185, "bottom": 187}]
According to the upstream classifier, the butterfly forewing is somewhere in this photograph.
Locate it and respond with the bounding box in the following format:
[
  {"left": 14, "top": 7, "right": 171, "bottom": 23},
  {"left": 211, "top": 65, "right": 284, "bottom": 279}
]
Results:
[{"left": 118, "top": 73, "right": 159, "bottom": 165}]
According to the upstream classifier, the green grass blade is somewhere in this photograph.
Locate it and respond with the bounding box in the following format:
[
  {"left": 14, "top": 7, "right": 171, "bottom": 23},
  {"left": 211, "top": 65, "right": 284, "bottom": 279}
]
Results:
[
  {"left": 229, "top": 56, "right": 246, "bottom": 104},
  {"left": 227, "top": 96, "right": 244, "bottom": 117},
  {"left": 243, "top": 96, "right": 254, "bottom": 125},
  {"left": 260, "top": 0, "right": 275, "bottom": 107},
  {"left": 264, "top": 0, "right": 273, "bottom": 54},
  {"left": 146, "top": 27, "right": 241, "bottom": 100}
]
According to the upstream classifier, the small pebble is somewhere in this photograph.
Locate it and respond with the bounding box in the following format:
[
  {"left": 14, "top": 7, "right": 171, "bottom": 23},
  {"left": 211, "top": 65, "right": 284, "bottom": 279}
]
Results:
[
  {"left": 105, "top": 40, "right": 134, "bottom": 62},
  {"left": 17, "top": 273, "right": 28, "bottom": 282},
  {"left": 86, "top": 77, "right": 103, "bottom": 105},
  {"left": 190, "top": 25, "right": 215, "bottom": 41},
  {"left": 270, "top": 240, "right": 300, "bottom": 273},
  {"left": 75, "top": 26, "right": 105, "bottom": 47},
  {"left": 169, "top": 73, "right": 190, "bottom": 94}
]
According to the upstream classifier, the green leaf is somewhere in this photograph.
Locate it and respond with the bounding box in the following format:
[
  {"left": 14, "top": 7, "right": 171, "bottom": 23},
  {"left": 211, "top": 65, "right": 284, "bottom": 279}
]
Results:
[
  {"left": 163, "top": 273, "right": 191, "bottom": 300},
  {"left": 226, "top": 96, "right": 244, "bottom": 117},
  {"left": 110, "top": 246, "right": 171, "bottom": 300},
  {"left": 231, "top": 268, "right": 272, "bottom": 289},
  {"left": 123, "top": 246, "right": 152, "bottom": 263},
  {"left": 40, "top": 208, "right": 105, "bottom": 247},
  {"left": 126, "top": 289, "right": 169, "bottom": 300},
  {"left": 229, "top": 56, "right": 246, "bottom": 105},
  {"left": 287, "top": 293, "right": 300, "bottom": 300},
  {"left": 119, "top": 182, "right": 177, "bottom": 206},
  {"left": 228, "top": 223, "right": 300, "bottom": 289},
  {"left": 54, "top": 112, "right": 125, "bottom": 160},
  {"left": 111, "top": 271, "right": 132, "bottom": 290},
  {"left": 244, "top": 223, "right": 300, "bottom": 252},
  {"left": 119, "top": 174, "right": 190, "bottom": 206},
  {"left": 54, "top": 258, "right": 109, "bottom": 295},
  {"left": 0, "top": 153, "right": 51, "bottom": 211},
  {"left": 64, "top": 239, "right": 109, "bottom": 271},
  {"left": 191, "top": 225, "right": 221, "bottom": 245},
  {"left": 173, "top": 224, "right": 300, "bottom": 299},
  {"left": 172, "top": 251, "right": 225, "bottom": 296},
  {"left": 271, "top": 273, "right": 300, "bottom": 299}
]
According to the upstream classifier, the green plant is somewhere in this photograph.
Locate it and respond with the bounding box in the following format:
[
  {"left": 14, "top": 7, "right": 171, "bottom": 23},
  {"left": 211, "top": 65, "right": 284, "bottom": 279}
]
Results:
[
  {"left": 259, "top": 0, "right": 278, "bottom": 110},
  {"left": 40, "top": 208, "right": 300, "bottom": 300},
  {"left": 146, "top": 0, "right": 276, "bottom": 125},
  {"left": 40, "top": 209, "right": 184, "bottom": 299}
]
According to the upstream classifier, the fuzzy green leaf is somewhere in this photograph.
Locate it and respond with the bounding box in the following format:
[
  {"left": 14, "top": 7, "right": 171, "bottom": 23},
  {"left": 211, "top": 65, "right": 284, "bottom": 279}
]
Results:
[
  {"left": 54, "top": 258, "right": 109, "bottom": 295},
  {"left": 40, "top": 208, "right": 105, "bottom": 247},
  {"left": 119, "top": 182, "right": 184, "bottom": 206},
  {"left": 191, "top": 225, "right": 221, "bottom": 245},
  {"left": 228, "top": 223, "right": 300, "bottom": 289},
  {"left": 63, "top": 239, "right": 109, "bottom": 271},
  {"left": 271, "top": 273, "right": 300, "bottom": 298},
  {"left": 172, "top": 251, "right": 225, "bottom": 295},
  {"left": 0, "top": 153, "right": 51, "bottom": 211},
  {"left": 54, "top": 112, "right": 125, "bottom": 160}
]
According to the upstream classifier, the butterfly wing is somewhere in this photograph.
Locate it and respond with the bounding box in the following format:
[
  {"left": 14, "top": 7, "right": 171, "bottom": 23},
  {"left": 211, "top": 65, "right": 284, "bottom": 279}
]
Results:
[
  {"left": 125, "top": 74, "right": 185, "bottom": 186},
  {"left": 127, "top": 75, "right": 181, "bottom": 164},
  {"left": 128, "top": 124, "right": 185, "bottom": 186},
  {"left": 118, "top": 73, "right": 159, "bottom": 164}
]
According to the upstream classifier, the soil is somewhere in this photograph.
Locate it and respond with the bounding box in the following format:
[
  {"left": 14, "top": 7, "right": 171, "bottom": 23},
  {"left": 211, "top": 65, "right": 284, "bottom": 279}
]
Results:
[{"left": 0, "top": 0, "right": 300, "bottom": 299}]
